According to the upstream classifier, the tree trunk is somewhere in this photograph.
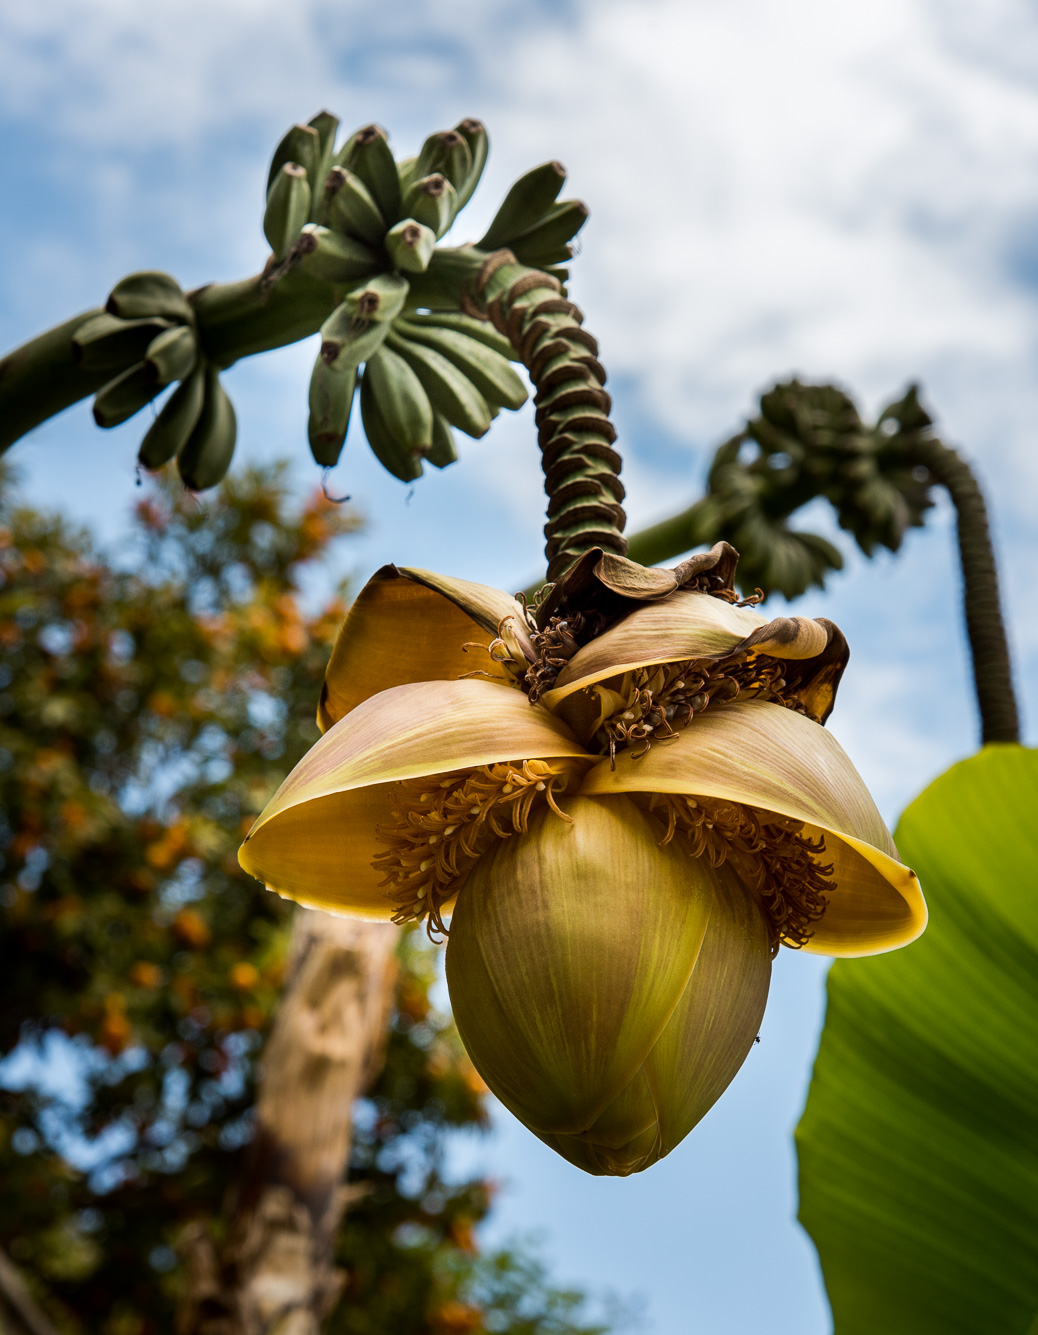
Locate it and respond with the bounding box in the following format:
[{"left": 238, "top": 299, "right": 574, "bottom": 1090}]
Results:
[
  {"left": 179, "top": 912, "right": 400, "bottom": 1335},
  {"left": 0, "top": 1246, "right": 61, "bottom": 1335}
]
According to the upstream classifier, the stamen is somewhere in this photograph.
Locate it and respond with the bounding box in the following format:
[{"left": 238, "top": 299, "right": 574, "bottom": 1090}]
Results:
[
  {"left": 523, "top": 609, "right": 605, "bottom": 703},
  {"left": 594, "top": 653, "right": 820, "bottom": 765},
  {"left": 647, "top": 793, "right": 835, "bottom": 955},
  {"left": 373, "top": 757, "right": 585, "bottom": 938}
]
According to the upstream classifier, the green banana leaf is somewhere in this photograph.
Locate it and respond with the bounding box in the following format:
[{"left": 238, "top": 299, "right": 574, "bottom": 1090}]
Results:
[{"left": 797, "top": 744, "right": 1038, "bottom": 1334}]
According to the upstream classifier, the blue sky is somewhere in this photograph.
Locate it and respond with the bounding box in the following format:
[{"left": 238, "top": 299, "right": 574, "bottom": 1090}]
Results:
[{"left": 2, "top": 2, "right": 1037, "bottom": 1331}]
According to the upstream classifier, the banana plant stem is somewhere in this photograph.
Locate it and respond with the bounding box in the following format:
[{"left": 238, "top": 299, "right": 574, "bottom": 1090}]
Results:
[
  {"left": 190, "top": 269, "right": 337, "bottom": 365},
  {"left": 619, "top": 437, "right": 1021, "bottom": 746},
  {"left": 0, "top": 312, "right": 109, "bottom": 453},
  {"left": 624, "top": 502, "right": 710, "bottom": 571},
  {"left": 907, "top": 437, "right": 1020, "bottom": 745}
]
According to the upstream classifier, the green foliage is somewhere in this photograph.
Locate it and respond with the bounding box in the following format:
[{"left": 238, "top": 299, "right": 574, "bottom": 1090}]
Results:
[
  {"left": 0, "top": 466, "right": 621, "bottom": 1335},
  {"left": 797, "top": 745, "right": 1038, "bottom": 1333}
]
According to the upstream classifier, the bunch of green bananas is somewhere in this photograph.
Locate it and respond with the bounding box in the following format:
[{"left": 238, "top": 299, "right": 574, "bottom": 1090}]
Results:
[
  {"left": 64, "top": 111, "right": 589, "bottom": 491},
  {"left": 263, "top": 112, "right": 588, "bottom": 478},
  {"left": 678, "top": 382, "right": 936, "bottom": 599},
  {"left": 74, "top": 272, "right": 237, "bottom": 491}
]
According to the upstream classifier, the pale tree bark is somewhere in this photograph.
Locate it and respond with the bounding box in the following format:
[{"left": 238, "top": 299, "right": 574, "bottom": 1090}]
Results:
[
  {"left": 0, "top": 1245, "right": 61, "bottom": 1335},
  {"left": 179, "top": 911, "right": 400, "bottom": 1335}
]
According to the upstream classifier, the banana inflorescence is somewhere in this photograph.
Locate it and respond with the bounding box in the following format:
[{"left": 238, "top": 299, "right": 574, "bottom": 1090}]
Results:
[{"left": 53, "top": 111, "right": 591, "bottom": 490}]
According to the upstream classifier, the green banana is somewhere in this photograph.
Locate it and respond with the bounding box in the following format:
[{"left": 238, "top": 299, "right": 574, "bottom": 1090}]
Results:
[
  {"left": 177, "top": 368, "right": 237, "bottom": 490},
  {"left": 414, "top": 130, "right": 473, "bottom": 196},
  {"left": 106, "top": 271, "right": 192, "bottom": 322},
  {"left": 359, "top": 366, "right": 423, "bottom": 482},
  {"left": 509, "top": 200, "right": 589, "bottom": 266},
  {"left": 344, "top": 273, "right": 409, "bottom": 323},
  {"left": 307, "top": 109, "right": 340, "bottom": 195},
  {"left": 144, "top": 326, "right": 197, "bottom": 387},
  {"left": 92, "top": 363, "right": 163, "bottom": 428},
  {"left": 477, "top": 161, "right": 566, "bottom": 250},
  {"left": 396, "top": 311, "right": 515, "bottom": 360},
  {"left": 453, "top": 119, "right": 488, "bottom": 209},
  {"left": 401, "top": 174, "right": 457, "bottom": 238},
  {"left": 138, "top": 364, "right": 206, "bottom": 469},
  {"left": 319, "top": 299, "right": 392, "bottom": 366},
  {"left": 336, "top": 125, "right": 401, "bottom": 229},
  {"left": 297, "top": 225, "right": 380, "bottom": 284},
  {"left": 402, "top": 244, "right": 485, "bottom": 311},
  {"left": 264, "top": 163, "right": 312, "bottom": 259},
  {"left": 73, "top": 313, "right": 173, "bottom": 372},
  {"left": 323, "top": 167, "right": 385, "bottom": 245},
  {"left": 396, "top": 155, "right": 418, "bottom": 197},
  {"left": 426, "top": 411, "right": 459, "bottom": 468},
  {"left": 511, "top": 244, "right": 574, "bottom": 268},
  {"left": 364, "top": 344, "right": 433, "bottom": 453},
  {"left": 386, "top": 329, "right": 492, "bottom": 438},
  {"left": 308, "top": 354, "right": 357, "bottom": 467},
  {"left": 393, "top": 320, "right": 526, "bottom": 410},
  {"left": 385, "top": 218, "right": 436, "bottom": 273},
  {"left": 267, "top": 122, "right": 321, "bottom": 198}
]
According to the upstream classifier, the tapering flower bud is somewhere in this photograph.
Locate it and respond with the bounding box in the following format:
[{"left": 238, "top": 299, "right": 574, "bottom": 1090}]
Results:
[
  {"left": 240, "top": 554, "right": 926, "bottom": 1177},
  {"left": 445, "top": 795, "right": 770, "bottom": 1175}
]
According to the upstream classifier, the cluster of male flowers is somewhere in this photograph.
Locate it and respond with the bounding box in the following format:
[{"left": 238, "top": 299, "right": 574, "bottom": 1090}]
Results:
[{"left": 239, "top": 542, "right": 925, "bottom": 1177}]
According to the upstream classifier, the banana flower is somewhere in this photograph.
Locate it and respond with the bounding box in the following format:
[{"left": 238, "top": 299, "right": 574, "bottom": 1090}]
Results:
[{"left": 239, "top": 543, "right": 925, "bottom": 1176}]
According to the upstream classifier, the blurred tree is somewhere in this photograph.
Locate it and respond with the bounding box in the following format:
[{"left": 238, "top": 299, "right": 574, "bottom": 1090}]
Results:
[{"left": 0, "top": 466, "right": 623, "bottom": 1335}]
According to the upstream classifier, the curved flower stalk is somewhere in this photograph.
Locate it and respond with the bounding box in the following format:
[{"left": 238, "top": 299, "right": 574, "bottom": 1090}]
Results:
[{"left": 240, "top": 543, "right": 925, "bottom": 1177}]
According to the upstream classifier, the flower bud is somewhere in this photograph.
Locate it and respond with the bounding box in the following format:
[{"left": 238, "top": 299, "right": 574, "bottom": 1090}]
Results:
[{"left": 445, "top": 795, "right": 772, "bottom": 1175}]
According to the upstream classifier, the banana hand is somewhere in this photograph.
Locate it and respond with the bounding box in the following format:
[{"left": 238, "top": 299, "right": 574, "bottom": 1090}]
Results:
[
  {"left": 386, "top": 329, "right": 492, "bottom": 438},
  {"left": 394, "top": 318, "right": 526, "bottom": 410}
]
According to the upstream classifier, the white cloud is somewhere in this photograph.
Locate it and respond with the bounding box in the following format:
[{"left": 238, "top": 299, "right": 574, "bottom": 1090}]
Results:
[
  {"left": 3, "top": 5, "right": 1038, "bottom": 1331},
  {"left": 3, "top": 0, "right": 1035, "bottom": 704}
]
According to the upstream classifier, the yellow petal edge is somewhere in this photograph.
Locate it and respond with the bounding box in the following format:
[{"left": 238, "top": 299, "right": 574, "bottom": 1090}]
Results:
[
  {"left": 318, "top": 566, "right": 531, "bottom": 732},
  {"left": 241, "top": 678, "right": 590, "bottom": 917},
  {"left": 579, "top": 700, "right": 926, "bottom": 957}
]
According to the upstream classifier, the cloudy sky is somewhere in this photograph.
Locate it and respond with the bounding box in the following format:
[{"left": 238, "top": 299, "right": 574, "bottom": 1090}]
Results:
[{"left": 2, "top": 2, "right": 1037, "bottom": 1331}]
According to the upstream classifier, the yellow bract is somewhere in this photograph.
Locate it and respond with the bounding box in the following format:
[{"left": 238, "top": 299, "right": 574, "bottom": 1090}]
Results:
[{"left": 239, "top": 559, "right": 927, "bottom": 1175}]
